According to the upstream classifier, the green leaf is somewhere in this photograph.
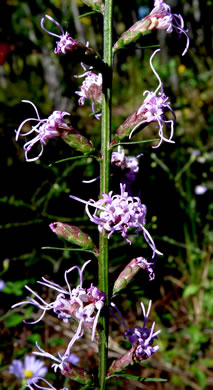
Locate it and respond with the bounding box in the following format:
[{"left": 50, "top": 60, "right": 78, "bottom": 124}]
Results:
[
  {"left": 200, "top": 359, "right": 213, "bottom": 368},
  {"left": 190, "top": 367, "right": 206, "bottom": 389},
  {"left": 42, "top": 246, "right": 98, "bottom": 257},
  {"left": 110, "top": 138, "right": 159, "bottom": 149},
  {"left": 107, "top": 373, "right": 167, "bottom": 382},
  {"left": 48, "top": 337, "right": 65, "bottom": 347},
  {"left": 3, "top": 279, "right": 34, "bottom": 296},
  {"left": 49, "top": 154, "right": 98, "bottom": 166},
  {"left": 27, "top": 333, "right": 42, "bottom": 346},
  {"left": 183, "top": 284, "right": 200, "bottom": 298},
  {"left": 78, "top": 11, "right": 97, "bottom": 18},
  {"left": 5, "top": 314, "right": 23, "bottom": 327}
]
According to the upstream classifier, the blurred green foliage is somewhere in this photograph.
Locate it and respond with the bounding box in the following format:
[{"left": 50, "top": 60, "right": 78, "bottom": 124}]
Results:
[{"left": 0, "top": 0, "right": 213, "bottom": 389}]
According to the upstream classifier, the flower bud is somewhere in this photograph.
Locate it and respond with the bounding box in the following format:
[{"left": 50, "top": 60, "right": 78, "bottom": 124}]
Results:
[
  {"left": 61, "top": 359, "right": 94, "bottom": 385},
  {"left": 113, "top": 19, "right": 151, "bottom": 53},
  {"left": 107, "top": 346, "right": 135, "bottom": 377},
  {"left": 110, "top": 110, "right": 147, "bottom": 146},
  {"left": 49, "top": 222, "right": 97, "bottom": 251},
  {"left": 62, "top": 126, "right": 95, "bottom": 154},
  {"left": 113, "top": 257, "right": 155, "bottom": 295}
]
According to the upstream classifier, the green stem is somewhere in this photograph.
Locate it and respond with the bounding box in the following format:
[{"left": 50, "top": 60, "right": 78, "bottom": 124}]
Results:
[{"left": 99, "top": 0, "right": 113, "bottom": 389}]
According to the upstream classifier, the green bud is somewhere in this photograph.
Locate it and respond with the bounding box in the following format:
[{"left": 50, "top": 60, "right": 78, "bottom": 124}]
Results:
[
  {"left": 62, "top": 126, "right": 95, "bottom": 154},
  {"left": 110, "top": 110, "right": 146, "bottom": 146},
  {"left": 50, "top": 222, "right": 97, "bottom": 251},
  {"left": 113, "top": 18, "right": 152, "bottom": 53},
  {"left": 113, "top": 257, "right": 144, "bottom": 295}
]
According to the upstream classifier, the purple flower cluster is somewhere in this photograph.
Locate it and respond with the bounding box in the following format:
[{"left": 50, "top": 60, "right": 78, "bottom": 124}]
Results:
[
  {"left": 129, "top": 49, "right": 176, "bottom": 148},
  {"left": 41, "top": 15, "right": 76, "bottom": 54},
  {"left": 75, "top": 64, "right": 102, "bottom": 119},
  {"left": 111, "top": 148, "right": 140, "bottom": 173},
  {"left": 147, "top": 0, "right": 190, "bottom": 56},
  {"left": 111, "top": 148, "right": 142, "bottom": 190},
  {"left": 70, "top": 183, "right": 162, "bottom": 258},
  {"left": 12, "top": 261, "right": 105, "bottom": 352},
  {"left": 9, "top": 355, "right": 47, "bottom": 383},
  {"left": 111, "top": 300, "right": 160, "bottom": 361},
  {"left": 15, "top": 100, "right": 70, "bottom": 162}
]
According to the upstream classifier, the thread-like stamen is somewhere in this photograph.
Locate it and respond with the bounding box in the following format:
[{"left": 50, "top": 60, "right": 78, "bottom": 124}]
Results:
[
  {"left": 41, "top": 15, "right": 64, "bottom": 38},
  {"left": 149, "top": 49, "right": 163, "bottom": 95},
  {"left": 110, "top": 302, "right": 129, "bottom": 330}
]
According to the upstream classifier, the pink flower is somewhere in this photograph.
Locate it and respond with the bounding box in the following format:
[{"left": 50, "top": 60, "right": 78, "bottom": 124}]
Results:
[
  {"left": 129, "top": 49, "right": 176, "bottom": 148},
  {"left": 70, "top": 184, "right": 162, "bottom": 258},
  {"left": 147, "top": 0, "right": 190, "bottom": 56},
  {"left": 12, "top": 261, "right": 105, "bottom": 348},
  {"left": 75, "top": 64, "right": 102, "bottom": 119},
  {"left": 41, "top": 15, "right": 76, "bottom": 54},
  {"left": 15, "top": 100, "right": 70, "bottom": 161}
]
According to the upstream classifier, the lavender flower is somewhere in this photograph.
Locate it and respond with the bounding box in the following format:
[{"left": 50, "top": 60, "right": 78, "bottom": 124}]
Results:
[
  {"left": 70, "top": 183, "right": 162, "bottom": 258},
  {"left": 111, "top": 147, "right": 142, "bottom": 188},
  {"left": 75, "top": 64, "right": 102, "bottom": 119},
  {"left": 195, "top": 185, "right": 208, "bottom": 195},
  {"left": 41, "top": 15, "right": 78, "bottom": 54},
  {"left": 9, "top": 355, "right": 47, "bottom": 383},
  {"left": 12, "top": 261, "right": 105, "bottom": 347},
  {"left": 147, "top": 0, "right": 190, "bottom": 56},
  {"left": 15, "top": 100, "right": 70, "bottom": 162},
  {"left": 111, "top": 148, "right": 140, "bottom": 174},
  {"left": 40, "top": 15, "right": 104, "bottom": 71},
  {"left": 129, "top": 49, "right": 176, "bottom": 148},
  {"left": 26, "top": 377, "right": 68, "bottom": 390},
  {"left": 111, "top": 300, "right": 160, "bottom": 361}
]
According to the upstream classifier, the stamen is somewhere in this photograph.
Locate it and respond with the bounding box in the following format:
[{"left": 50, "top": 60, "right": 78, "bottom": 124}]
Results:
[{"left": 40, "top": 15, "right": 64, "bottom": 38}]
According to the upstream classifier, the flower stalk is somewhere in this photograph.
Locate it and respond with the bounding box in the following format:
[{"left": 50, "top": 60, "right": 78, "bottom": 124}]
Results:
[{"left": 98, "top": 0, "right": 113, "bottom": 388}]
